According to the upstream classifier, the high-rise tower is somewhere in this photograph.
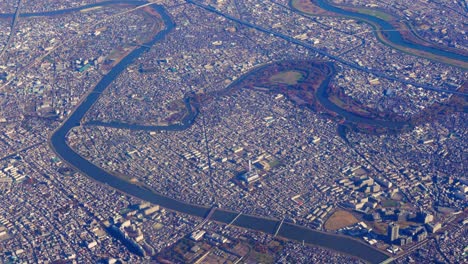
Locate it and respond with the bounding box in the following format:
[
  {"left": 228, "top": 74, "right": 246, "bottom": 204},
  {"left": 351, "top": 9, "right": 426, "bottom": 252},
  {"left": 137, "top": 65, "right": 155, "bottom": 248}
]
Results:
[{"left": 387, "top": 222, "right": 399, "bottom": 242}]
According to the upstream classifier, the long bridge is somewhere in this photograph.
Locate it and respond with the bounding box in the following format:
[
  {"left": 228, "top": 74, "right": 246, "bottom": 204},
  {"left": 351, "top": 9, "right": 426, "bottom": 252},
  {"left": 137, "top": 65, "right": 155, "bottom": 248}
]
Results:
[
  {"left": 194, "top": 204, "right": 217, "bottom": 230},
  {"left": 225, "top": 212, "right": 242, "bottom": 229}
]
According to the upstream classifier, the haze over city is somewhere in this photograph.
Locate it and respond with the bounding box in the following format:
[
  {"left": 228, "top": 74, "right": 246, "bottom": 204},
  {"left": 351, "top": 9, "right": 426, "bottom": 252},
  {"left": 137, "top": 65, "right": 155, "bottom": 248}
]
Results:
[{"left": 0, "top": 0, "right": 466, "bottom": 263}]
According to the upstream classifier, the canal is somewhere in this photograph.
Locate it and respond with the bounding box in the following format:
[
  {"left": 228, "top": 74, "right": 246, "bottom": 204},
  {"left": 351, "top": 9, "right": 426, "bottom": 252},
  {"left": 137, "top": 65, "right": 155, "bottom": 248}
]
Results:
[{"left": 6, "top": 1, "right": 392, "bottom": 263}]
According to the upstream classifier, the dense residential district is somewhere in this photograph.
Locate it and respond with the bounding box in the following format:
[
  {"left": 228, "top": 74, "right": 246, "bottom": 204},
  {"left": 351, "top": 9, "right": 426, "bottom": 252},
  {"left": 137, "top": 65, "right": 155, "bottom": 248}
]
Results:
[{"left": 0, "top": 0, "right": 466, "bottom": 263}]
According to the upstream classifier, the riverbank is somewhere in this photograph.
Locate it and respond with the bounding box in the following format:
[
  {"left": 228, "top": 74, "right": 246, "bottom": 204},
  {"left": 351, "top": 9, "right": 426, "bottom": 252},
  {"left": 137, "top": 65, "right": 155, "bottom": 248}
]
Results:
[
  {"left": 290, "top": 0, "right": 468, "bottom": 70},
  {"left": 45, "top": 2, "right": 390, "bottom": 263}
]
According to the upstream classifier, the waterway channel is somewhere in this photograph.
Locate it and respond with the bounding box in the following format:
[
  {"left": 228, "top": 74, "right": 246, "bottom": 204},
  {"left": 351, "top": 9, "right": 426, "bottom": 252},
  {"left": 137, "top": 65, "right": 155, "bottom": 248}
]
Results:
[
  {"left": 4, "top": 2, "right": 396, "bottom": 263},
  {"left": 313, "top": 0, "right": 468, "bottom": 69}
]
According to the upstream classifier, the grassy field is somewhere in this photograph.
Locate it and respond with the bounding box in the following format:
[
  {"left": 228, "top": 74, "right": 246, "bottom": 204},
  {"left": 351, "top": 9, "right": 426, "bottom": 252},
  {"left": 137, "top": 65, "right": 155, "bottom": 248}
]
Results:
[
  {"left": 291, "top": 0, "right": 334, "bottom": 16},
  {"left": 371, "top": 221, "right": 388, "bottom": 235},
  {"left": 347, "top": 6, "right": 394, "bottom": 21},
  {"left": 290, "top": 0, "right": 468, "bottom": 70},
  {"left": 269, "top": 71, "right": 304, "bottom": 85},
  {"left": 247, "top": 250, "right": 275, "bottom": 263},
  {"left": 381, "top": 199, "right": 400, "bottom": 208},
  {"left": 324, "top": 210, "right": 359, "bottom": 231}
]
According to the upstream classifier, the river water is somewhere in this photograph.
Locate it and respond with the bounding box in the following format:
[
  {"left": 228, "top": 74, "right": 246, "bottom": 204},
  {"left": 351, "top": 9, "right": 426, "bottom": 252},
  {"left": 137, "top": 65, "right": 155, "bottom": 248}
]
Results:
[
  {"left": 314, "top": 0, "right": 468, "bottom": 64},
  {"left": 315, "top": 0, "right": 468, "bottom": 62},
  {"left": 1, "top": 2, "right": 393, "bottom": 263}
]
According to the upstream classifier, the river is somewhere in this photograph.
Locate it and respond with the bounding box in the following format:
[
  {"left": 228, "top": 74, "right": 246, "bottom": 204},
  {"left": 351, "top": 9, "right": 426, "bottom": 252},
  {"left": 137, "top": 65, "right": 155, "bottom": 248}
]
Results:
[
  {"left": 313, "top": 0, "right": 468, "bottom": 68},
  {"left": 1, "top": 1, "right": 392, "bottom": 263}
]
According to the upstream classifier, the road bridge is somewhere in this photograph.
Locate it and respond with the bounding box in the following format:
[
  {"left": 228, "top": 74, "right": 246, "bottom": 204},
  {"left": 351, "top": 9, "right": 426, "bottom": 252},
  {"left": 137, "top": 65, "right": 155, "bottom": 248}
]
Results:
[{"left": 194, "top": 205, "right": 217, "bottom": 230}]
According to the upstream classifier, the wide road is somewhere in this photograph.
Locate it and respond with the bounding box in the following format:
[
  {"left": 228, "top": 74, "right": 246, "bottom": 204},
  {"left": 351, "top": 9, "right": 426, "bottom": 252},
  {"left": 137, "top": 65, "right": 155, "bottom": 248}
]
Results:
[
  {"left": 185, "top": 0, "right": 467, "bottom": 96},
  {"left": 4, "top": 0, "right": 461, "bottom": 262},
  {"left": 37, "top": 2, "right": 391, "bottom": 263},
  {"left": 0, "top": 0, "right": 23, "bottom": 60}
]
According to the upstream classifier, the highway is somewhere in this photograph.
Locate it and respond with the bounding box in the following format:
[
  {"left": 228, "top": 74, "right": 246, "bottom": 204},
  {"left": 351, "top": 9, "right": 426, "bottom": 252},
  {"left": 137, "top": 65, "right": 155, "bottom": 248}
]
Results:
[
  {"left": 0, "top": 1, "right": 459, "bottom": 263},
  {"left": 44, "top": 3, "right": 391, "bottom": 263},
  {"left": 185, "top": 0, "right": 467, "bottom": 97},
  {"left": 0, "top": 0, "right": 23, "bottom": 60},
  {"left": 392, "top": 211, "right": 467, "bottom": 262}
]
